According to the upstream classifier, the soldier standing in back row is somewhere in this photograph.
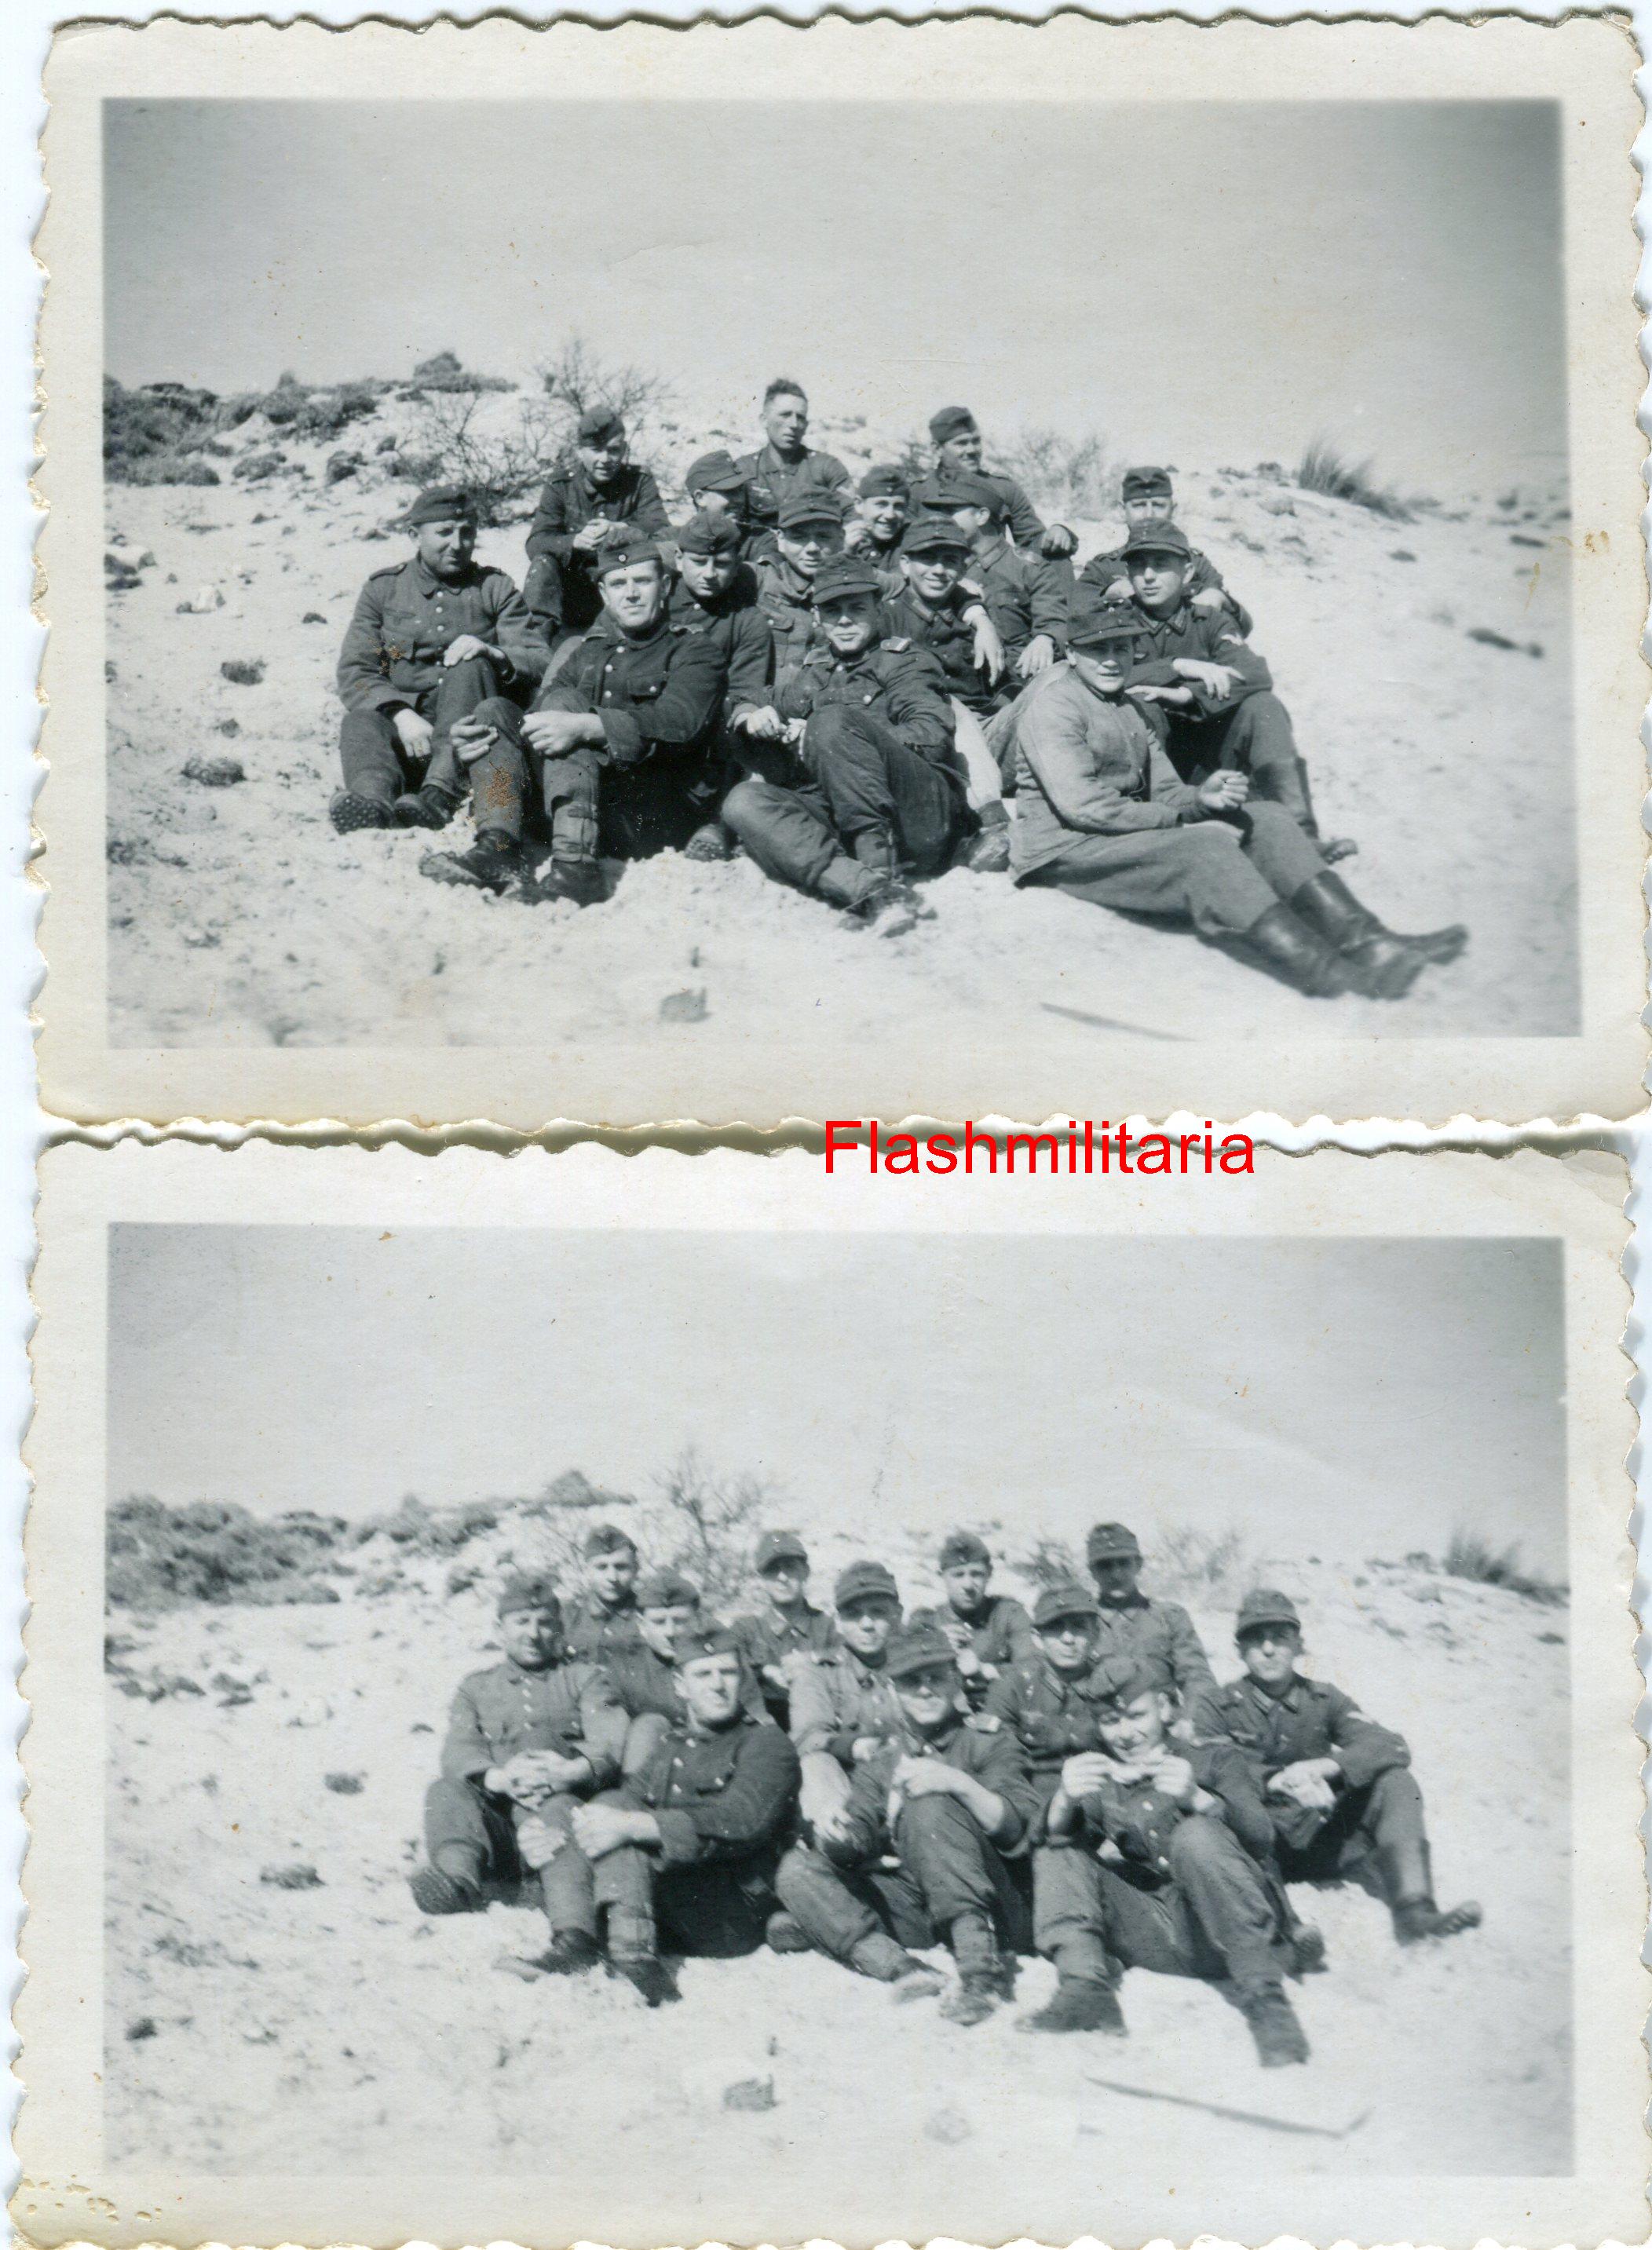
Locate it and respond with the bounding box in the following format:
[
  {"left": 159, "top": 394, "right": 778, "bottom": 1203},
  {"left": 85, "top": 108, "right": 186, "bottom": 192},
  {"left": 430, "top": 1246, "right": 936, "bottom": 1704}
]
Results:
[
  {"left": 331, "top": 484, "right": 549, "bottom": 838},
  {"left": 1193, "top": 1587, "right": 1482, "bottom": 1945},
  {"left": 523, "top": 407, "right": 672, "bottom": 638}
]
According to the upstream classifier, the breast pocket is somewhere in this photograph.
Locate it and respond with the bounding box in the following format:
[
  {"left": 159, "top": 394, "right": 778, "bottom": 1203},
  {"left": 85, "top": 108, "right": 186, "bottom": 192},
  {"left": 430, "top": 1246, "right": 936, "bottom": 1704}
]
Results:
[{"left": 381, "top": 609, "right": 429, "bottom": 665}]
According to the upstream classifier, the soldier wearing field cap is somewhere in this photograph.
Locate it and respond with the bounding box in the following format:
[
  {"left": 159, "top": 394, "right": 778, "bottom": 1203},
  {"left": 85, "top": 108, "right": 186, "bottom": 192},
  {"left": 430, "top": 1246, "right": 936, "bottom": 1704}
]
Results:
[
  {"left": 883, "top": 512, "right": 1009, "bottom": 718},
  {"left": 733, "top": 1531, "right": 837, "bottom": 1726},
  {"left": 1025, "top": 1651, "right": 1307, "bottom": 2062},
  {"left": 331, "top": 484, "right": 550, "bottom": 838},
  {"left": 408, "top": 1572, "right": 630, "bottom": 1979},
  {"left": 1080, "top": 466, "right": 1250, "bottom": 633},
  {"left": 928, "top": 404, "right": 1076, "bottom": 558},
  {"left": 571, "top": 1624, "right": 802, "bottom": 2003},
  {"left": 997, "top": 589, "right": 1464, "bottom": 1000},
  {"left": 788, "top": 1557, "right": 907, "bottom": 1839},
  {"left": 909, "top": 1530, "right": 1036, "bottom": 1705},
  {"left": 923, "top": 469, "right": 1071, "bottom": 685},
  {"left": 1194, "top": 1588, "right": 1482, "bottom": 1946},
  {"left": 755, "top": 491, "right": 846, "bottom": 673},
  {"left": 683, "top": 448, "right": 759, "bottom": 550},
  {"left": 775, "top": 1620, "right": 1038, "bottom": 2022},
  {"left": 844, "top": 464, "right": 912, "bottom": 590},
  {"left": 427, "top": 528, "right": 729, "bottom": 904},
  {"left": 561, "top": 1523, "right": 645, "bottom": 1662},
  {"left": 606, "top": 1568, "right": 767, "bottom": 1735},
  {"left": 1084, "top": 1521, "right": 1217, "bottom": 1704},
  {"left": 721, "top": 552, "right": 969, "bottom": 935},
  {"left": 668, "top": 509, "right": 773, "bottom": 736},
  {"left": 523, "top": 406, "right": 672, "bottom": 637},
  {"left": 734, "top": 375, "right": 853, "bottom": 548},
  {"left": 984, "top": 1580, "right": 1110, "bottom": 1813}
]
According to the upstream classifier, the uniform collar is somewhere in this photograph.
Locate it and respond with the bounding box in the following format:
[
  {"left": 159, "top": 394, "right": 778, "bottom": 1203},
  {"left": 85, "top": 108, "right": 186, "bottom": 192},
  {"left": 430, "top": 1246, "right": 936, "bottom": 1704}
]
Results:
[
  {"left": 767, "top": 557, "right": 816, "bottom": 601},
  {"left": 590, "top": 609, "right": 671, "bottom": 651},
  {"left": 974, "top": 535, "right": 1011, "bottom": 568},
  {"left": 502, "top": 1653, "right": 557, "bottom": 1681},
  {"left": 412, "top": 558, "right": 473, "bottom": 594},
  {"left": 758, "top": 442, "right": 810, "bottom": 474}
]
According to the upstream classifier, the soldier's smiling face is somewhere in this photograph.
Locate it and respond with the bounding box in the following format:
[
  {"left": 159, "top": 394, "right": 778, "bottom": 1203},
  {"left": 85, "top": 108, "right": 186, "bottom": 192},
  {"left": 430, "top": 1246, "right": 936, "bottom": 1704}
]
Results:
[
  {"left": 639, "top": 1599, "right": 699, "bottom": 1661},
  {"left": 1036, "top": 1615, "right": 1099, "bottom": 1674},
  {"left": 587, "top": 1544, "right": 638, "bottom": 1605},
  {"left": 763, "top": 390, "right": 810, "bottom": 451},
  {"left": 1070, "top": 648, "right": 1130, "bottom": 699},
  {"left": 577, "top": 433, "right": 627, "bottom": 483},
  {"left": 941, "top": 1560, "right": 991, "bottom": 1614},
  {"left": 501, "top": 1603, "right": 561, "bottom": 1667},
  {"left": 835, "top": 1595, "right": 900, "bottom": 1660},
  {"left": 759, "top": 1560, "right": 808, "bottom": 1607},
  {"left": 678, "top": 546, "right": 737, "bottom": 602},
  {"left": 901, "top": 552, "right": 963, "bottom": 605},
  {"left": 415, "top": 517, "right": 476, "bottom": 579},
  {"left": 1127, "top": 551, "right": 1190, "bottom": 614},
  {"left": 778, "top": 523, "right": 842, "bottom": 578},
  {"left": 1124, "top": 491, "right": 1175, "bottom": 528},
  {"left": 1097, "top": 1689, "right": 1173, "bottom": 1762},
  {"left": 817, "top": 592, "right": 880, "bottom": 659},
  {"left": 859, "top": 494, "right": 906, "bottom": 542},
  {"left": 678, "top": 1650, "right": 745, "bottom": 1728},
  {"left": 893, "top": 1661, "right": 959, "bottom": 1732},
  {"left": 937, "top": 429, "right": 984, "bottom": 473},
  {"left": 1238, "top": 1624, "right": 1303, "bottom": 1689},
  {"left": 601, "top": 558, "right": 668, "bottom": 634}
]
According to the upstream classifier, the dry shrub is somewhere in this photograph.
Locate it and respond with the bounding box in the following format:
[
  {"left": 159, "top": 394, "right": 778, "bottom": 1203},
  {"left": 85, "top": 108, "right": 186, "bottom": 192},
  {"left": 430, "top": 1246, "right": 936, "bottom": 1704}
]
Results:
[
  {"left": 1146, "top": 1521, "right": 1256, "bottom": 1607},
  {"left": 1441, "top": 1529, "right": 1566, "bottom": 1607},
  {"left": 1296, "top": 436, "right": 1414, "bottom": 521},
  {"left": 107, "top": 1496, "right": 349, "bottom": 1609},
  {"left": 995, "top": 428, "right": 1117, "bottom": 520}
]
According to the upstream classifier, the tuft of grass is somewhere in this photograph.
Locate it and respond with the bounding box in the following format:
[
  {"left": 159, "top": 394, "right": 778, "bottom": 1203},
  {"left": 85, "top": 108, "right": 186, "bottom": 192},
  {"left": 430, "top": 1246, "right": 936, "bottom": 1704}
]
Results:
[
  {"left": 995, "top": 427, "right": 1117, "bottom": 521},
  {"left": 1441, "top": 1529, "right": 1567, "bottom": 1607},
  {"left": 1296, "top": 436, "right": 1414, "bottom": 521},
  {"left": 1148, "top": 1521, "right": 1256, "bottom": 1607}
]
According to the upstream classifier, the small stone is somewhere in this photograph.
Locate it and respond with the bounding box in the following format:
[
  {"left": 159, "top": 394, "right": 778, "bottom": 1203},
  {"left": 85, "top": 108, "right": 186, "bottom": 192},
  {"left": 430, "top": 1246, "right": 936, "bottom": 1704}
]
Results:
[
  {"left": 126, "top": 2016, "right": 158, "bottom": 2042},
  {"left": 925, "top": 2106, "right": 972, "bottom": 2144},
  {"left": 302, "top": 611, "right": 327, "bottom": 625},
  {"left": 183, "top": 754, "right": 246, "bottom": 787},
  {"left": 259, "top": 1861, "right": 323, "bottom": 1890},
  {"left": 659, "top": 987, "right": 708, "bottom": 1024},
  {"left": 181, "top": 926, "right": 221, "bottom": 951},
  {"left": 722, "top": 2076, "right": 777, "bottom": 2112},
  {"left": 221, "top": 658, "right": 265, "bottom": 685},
  {"left": 323, "top": 1772, "right": 365, "bottom": 1795},
  {"left": 214, "top": 718, "right": 241, "bottom": 738}
]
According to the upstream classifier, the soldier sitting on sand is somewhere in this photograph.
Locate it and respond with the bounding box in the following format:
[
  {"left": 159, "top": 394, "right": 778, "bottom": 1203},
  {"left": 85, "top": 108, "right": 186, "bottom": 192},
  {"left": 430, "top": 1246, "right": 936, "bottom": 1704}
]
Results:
[
  {"left": 330, "top": 484, "right": 549, "bottom": 838},
  {"left": 908, "top": 1529, "right": 1036, "bottom": 1708},
  {"left": 408, "top": 1573, "right": 630, "bottom": 1980},
  {"left": 523, "top": 407, "right": 672, "bottom": 639},
  {"left": 1080, "top": 465, "right": 1253, "bottom": 634},
  {"left": 1193, "top": 1587, "right": 1483, "bottom": 1946}
]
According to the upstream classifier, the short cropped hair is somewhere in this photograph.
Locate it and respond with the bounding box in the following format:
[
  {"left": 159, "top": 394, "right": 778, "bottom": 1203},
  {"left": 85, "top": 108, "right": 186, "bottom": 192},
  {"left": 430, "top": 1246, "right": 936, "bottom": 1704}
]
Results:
[{"left": 763, "top": 374, "right": 808, "bottom": 407}]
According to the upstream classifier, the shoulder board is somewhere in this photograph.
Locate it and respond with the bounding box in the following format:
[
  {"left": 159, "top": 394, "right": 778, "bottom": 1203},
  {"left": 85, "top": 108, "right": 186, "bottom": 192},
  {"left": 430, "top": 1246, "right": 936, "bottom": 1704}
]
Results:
[
  {"left": 965, "top": 1713, "right": 1001, "bottom": 1733},
  {"left": 366, "top": 564, "right": 404, "bottom": 582},
  {"left": 880, "top": 636, "right": 913, "bottom": 653}
]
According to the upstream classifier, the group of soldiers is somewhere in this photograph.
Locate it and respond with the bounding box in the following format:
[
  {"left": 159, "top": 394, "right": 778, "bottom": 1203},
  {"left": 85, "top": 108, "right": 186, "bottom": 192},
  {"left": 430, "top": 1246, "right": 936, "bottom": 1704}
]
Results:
[
  {"left": 411, "top": 1518, "right": 1482, "bottom": 2065},
  {"left": 332, "top": 379, "right": 1468, "bottom": 997}
]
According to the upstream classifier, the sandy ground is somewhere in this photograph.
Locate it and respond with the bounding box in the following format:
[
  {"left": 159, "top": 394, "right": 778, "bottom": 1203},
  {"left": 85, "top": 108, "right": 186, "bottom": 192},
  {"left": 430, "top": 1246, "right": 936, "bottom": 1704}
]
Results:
[
  {"left": 104, "top": 1524, "right": 1570, "bottom": 2230},
  {"left": 103, "top": 404, "right": 1578, "bottom": 1059}
]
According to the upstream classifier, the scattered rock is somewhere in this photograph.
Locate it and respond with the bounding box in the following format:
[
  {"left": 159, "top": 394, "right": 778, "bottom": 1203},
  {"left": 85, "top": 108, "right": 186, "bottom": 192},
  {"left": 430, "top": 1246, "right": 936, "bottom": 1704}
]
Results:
[
  {"left": 1255, "top": 490, "right": 1296, "bottom": 516},
  {"left": 176, "top": 585, "right": 225, "bottom": 614},
  {"left": 302, "top": 611, "right": 327, "bottom": 625},
  {"left": 126, "top": 2016, "right": 158, "bottom": 2042},
  {"left": 1509, "top": 532, "right": 1544, "bottom": 549},
  {"left": 1465, "top": 626, "right": 1516, "bottom": 651},
  {"left": 925, "top": 2106, "right": 972, "bottom": 2144},
  {"left": 1388, "top": 550, "right": 1416, "bottom": 563},
  {"left": 323, "top": 1772, "right": 365, "bottom": 1795},
  {"left": 214, "top": 718, "right": 241, "bottom": 737},
  {"left": 105, "top": 660, "right": 117, "bottom": 683},
  {"left": 326, "top": 449, "right": 364, "bottom": 486},
  {"left": 659, "top": 987, "right": 708, "bottom": 1024},
  {"left": 137, "top": 550, "right": 156, "bottom": 568},
  {"left": 183, "top": 754, "right": 246, "bottom": 787},
  {"left": 221, "top": 659, "right": 265, "bottom": 685},
  {"left": 181, "top": 926, "right": 221, "bottom": 950},
  {"left": 259, "top": 1861, "right": 323, "bottom": 1890},
  {"left": 722, "top": 2076, "right": 777, "bottom": 2113},
  {"left": 376, "top": 432, "right": 400, "bottom": 454},
  {"left": 236, "top": 451, "right": 288, "bottom": 483}
]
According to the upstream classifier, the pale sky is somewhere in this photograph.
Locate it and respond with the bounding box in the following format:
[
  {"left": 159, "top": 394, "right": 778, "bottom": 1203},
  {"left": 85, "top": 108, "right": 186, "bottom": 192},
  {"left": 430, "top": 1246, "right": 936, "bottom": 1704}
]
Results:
[
  {"left": 109, "top": 1226, "right": 1567, "bottom": 1573},
  {"left": 104, "top": 97, "right": 1567, "bottom": 490}
]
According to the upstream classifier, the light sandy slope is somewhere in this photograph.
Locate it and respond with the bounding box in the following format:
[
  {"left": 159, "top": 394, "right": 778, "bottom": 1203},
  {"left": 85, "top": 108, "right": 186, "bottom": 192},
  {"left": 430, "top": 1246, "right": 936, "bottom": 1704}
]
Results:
[
  {"left": 104, "top": 1530, "right": 1570, "bottom": 2219},
  {"left": 102, "top": 406, "right": 1577, "bottom": 1059}
]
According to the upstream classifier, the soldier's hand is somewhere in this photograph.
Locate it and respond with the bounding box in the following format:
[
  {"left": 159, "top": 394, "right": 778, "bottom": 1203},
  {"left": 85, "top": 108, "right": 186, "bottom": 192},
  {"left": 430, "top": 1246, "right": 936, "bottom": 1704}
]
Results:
[
  {"left": 1040, "top": 524, "right": 1077, "bottom": 560},
  {"left": 1128, "top": 683, "right": 1195, "bottom": 707},
  {"left": 572, "top": 520, "right": 612, "bottom": 553},
  {"left": 971, "top": 615, "right": 1007, "bottom": 686},
  {"left": 1101, "top": 575, "right": 1131, "bottom": 605},
  {"left": 739, "top": 706, "right": 788, "bottom": 742},
  {"left": 570, "top": 1803, "right": 648, "bottom": 1859},
  {"left": 1059, "top": 1752, "right": 1113, "bottom": 1800},
  {"left": 894, "top": 1755, "right": 959, "bottom": 1800},
  {"left": 1018, "top": 634, "right": 1057, "bottom": 678},
  {"left": 523, "top": 710, "right": 595, "bottom": 756},
  {"left": 392, "top": 707, "right": 436, "bottom": 753},
  {"left": 849, "top": 1734, "right": 883, "bottom": 1765},
  {"left": 515, "top": 1814, "right": 565, "bottom": 1870},
  {"left": 1196, "top": 771, "right": 1250, "bottom": 813},
  {"left": 443, "top": 634, "right": 498, "bottom": 667},
  {"left": 1146, "top": 1752, "right": 1197, "bottom": 1806},
  {"left": 521, "top": 1748, "right": 586, "bottom": 1789},
  {"left": 1174, "top": 658, "right": 1244, "bottom": 700},
  {"left": 449, "top": 714, "right": 499, "bottom": 767},
  {"left": 1268, "top": 1760, "right": 1337, "bottom": 1810}
]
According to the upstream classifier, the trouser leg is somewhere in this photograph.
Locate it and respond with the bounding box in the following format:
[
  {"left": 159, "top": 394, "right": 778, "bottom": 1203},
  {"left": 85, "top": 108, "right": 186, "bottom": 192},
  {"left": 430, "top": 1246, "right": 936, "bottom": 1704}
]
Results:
[
  {"left": 1350, "top": 1768, "right": 1432, "bottom": 1905},
  {"left": 1165, "top": 1815, "right": 1288, "bottom": 1991},
  {"left": 590, "top": 1839, "right": 659, "bottom": 1957},
  {"left": 462, "top": 697, "right": 531, "bottom": 845},
  {"left": 981, "top": 700, "right": 1020, "bottom": 791},
  {"left": 522, "top": 553, "right": 567, "bottom": 635},
  {"left": 533, "top": 745, "right": 603, "bottom": 862},
  {"left": 1089, "top": 1863, "right": 1200, "bottom": 1977},
  {"left": 423, "top": 1776, "right": 516, "bottom": 1890},
  {"left": 1201, "top": 695, "right": 1315, "bottom": 830},
  {"left": 1240, "top": 800, "right": 1329, "bottom": 897},
  {"left": 895, "top": 1793, "right": 1003, "bottom": 1934},
  {"left": 803, "top": 706, "right": 959, "bottom": 877},
  {"left": 656, "top": 1861, "right": 773, "bottom": 1958},
  {"left": 339, "top": 709, "right": 410, "bottom": 804},
  {"left": 721, "top": 776, "right": 881, "bottom": 909},
  {"left": 424, "top": 657, "right": 506, "bottom": 802},
  {"left": 1032, "top": 1844, "right": 1115, "bottom": 1985},
  {"left": 621, "top": 1712, "right": 671, "bottom": 1783},
  {"left": 520, "top": 1794, "right": 599, "bottom": 1938},
  {"left": 775, "top": 1842, "right": 897, "bottom": 1963},
  {"left": 1029, "top": 823, "right": 1283, "bottom": 938}
]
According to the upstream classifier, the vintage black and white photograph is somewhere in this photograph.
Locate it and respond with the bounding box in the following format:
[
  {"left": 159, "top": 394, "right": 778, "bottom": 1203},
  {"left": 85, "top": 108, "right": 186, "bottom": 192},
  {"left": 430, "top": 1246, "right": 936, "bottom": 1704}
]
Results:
[
  {"left": 17, "top": 1142, "right": 1643, "bottom": 2249},
  {"left": 36, "top": 15, "right": 1646, "bottom": 1126}
]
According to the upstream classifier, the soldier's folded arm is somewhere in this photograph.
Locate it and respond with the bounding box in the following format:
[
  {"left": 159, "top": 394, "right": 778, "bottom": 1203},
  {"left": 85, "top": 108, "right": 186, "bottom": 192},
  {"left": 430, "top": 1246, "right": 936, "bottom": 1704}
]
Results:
[
  {"left": 1203, "top": 1743, "right": 1281, "bottom": 1858},
  {"left": 1027, "top": 555, "right": 1072, "bottom": 650},
  {"left": 574, "top": 1664, "right": 632, "bottom": 1792},
  {"left": 823, "top": 1759, "right": 891, "bottom": 1865},
  {"left": 1185, "top": 630, "right": 1273, "bottom": 712},
  {"left": 1021, "top": 699, "right": 1182, "bottom": 834},
  {"left": 999, "top": 477, "right": 1050, "bottom": 551},
  {"left": 998, "top": 1600, "right": 1039, "bottom": 1667},
  {"left": 884, "top": 653, "right": 961, "bottom": 765},
  {"left": 975, "top": 1733, "right": 1039, "bottom": 1847},
  {"left": 595, "top": 635, "right": 728, "bottom": 766},
  {"left": 336, "top": 580, "right": 407, "bottom": 714},
  {"left": 785, "top": 1661, "right": 840, "bottom": 1759},
  {"left": 1325, "top": 1689, "right": 1412, "bottom": 1790},
  {"left": 524, "top": 475, "right": 579, "bottom": 568},
  {"left": 651, "top": 1728, "right": 802, "bottom": 1867},
  {"left": 438, "top": 1680, "right": 495, "bottom": 1784},
  {"left": 724, "top": 610, "right": 776, "bottom": 724}
]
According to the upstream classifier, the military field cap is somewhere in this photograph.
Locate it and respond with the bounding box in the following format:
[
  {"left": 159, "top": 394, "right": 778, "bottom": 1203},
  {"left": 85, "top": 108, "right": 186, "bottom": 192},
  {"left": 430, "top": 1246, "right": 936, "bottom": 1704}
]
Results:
[
  {"left": 901, "top": 516, "right": 970, "bottom": 559},
  {"left": 673, "top": 1623, "right": 744, "bottom": 1667},
  {"left": 1086, "top": 1521, "right": 1142, "bottom": 1563},
  {"left": 596, "top": 531, "right": 663, "bottom": 576},
  {"left": 939, "top": 1530, "right": 991, "bottom": 1570},
  {"left": 1033, "top": 1580, "right": 1102, "bottom": 1630},
  {"left": 833, "top": 1558, "right": 901, "bottom": 1610},
  {"left": 859, "top": 465, "right": 910, "bottom": 500},
  {"left": 886, "top": 1622, "right": 962, "bottom": 1682},
  {"left": 576, "top": 405, "right": 626, "bottom": 444},
  {"left": 929, "top": 405, "right": 979, "bottom": 445},
  {"left": 1121, "top": 520, "right": 1194, "bottom": 561},
  {"left": 778, "top": 492, "right": 846, "bottom": 533},
  {"left": 678, "top": 509, "right": 742, "bottom": 557},
  {"left": 685, "top": 449, "right": 747, "bottom": 497},
  {"left": 1236, "top": 1587, "right": 1303, "bottom": 1637},
  {"left": 496, "top": 1572, "right": 561, "bottom": 1618},
  {"left": 404, "top": 484, "right": 477, "bottom": 529},
  {"left": 1121, "top": 466, "right": 1175, "bottom": 501},
  {"left": 583, "top": 1522, "right": 638, "bottom": 1558},
  {"left": 756, "top": 1529, "right": 810, "bottom": 1571},
  {"left": 919, "top": 471, "right": 1002, "bottom": 520},
  {"left": 1091, "top": 1652, "right": 1175, "bottom": 1708},
  {"left": 811, "top": 554, "right": 884, "bottom": 607},
  {"left": 636, "top": 1569, "right": 702, "bottom": 1610},
  {"left": 1067, "top": 593, "right": 1142, "bottom": 651}
]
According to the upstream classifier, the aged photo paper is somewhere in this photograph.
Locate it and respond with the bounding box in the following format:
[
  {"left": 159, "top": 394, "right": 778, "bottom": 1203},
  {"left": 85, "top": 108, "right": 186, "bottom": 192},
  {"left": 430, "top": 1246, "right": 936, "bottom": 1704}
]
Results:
[
  {"left": 19, "top": 1138, "right": 1644, "bottom": 2247},
  {"left": 33, "top": 12, "right": 1649, "bottom": 1129}
]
